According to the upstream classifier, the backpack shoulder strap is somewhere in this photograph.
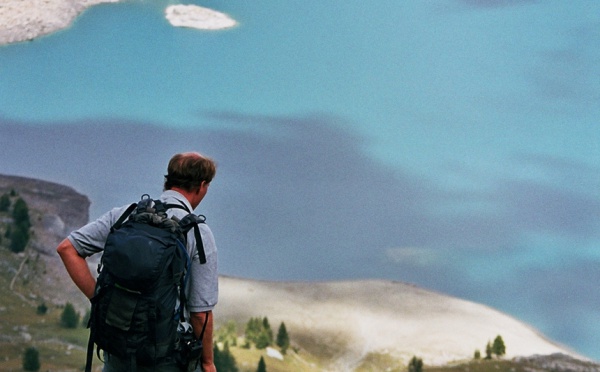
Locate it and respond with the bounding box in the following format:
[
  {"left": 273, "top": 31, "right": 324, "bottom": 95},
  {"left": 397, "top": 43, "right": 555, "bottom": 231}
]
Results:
[
  {"left": 164, "top": 201, "right": 207, "bottom": 265},
  {"left": 164, "top": 198, "right": 191, "bottom": 213},
  {"left": 194, "top": 224, "right": 207, "bottom": 265},
  {"left": 110, "top": 203, "right": 137, "bottom": 231}
]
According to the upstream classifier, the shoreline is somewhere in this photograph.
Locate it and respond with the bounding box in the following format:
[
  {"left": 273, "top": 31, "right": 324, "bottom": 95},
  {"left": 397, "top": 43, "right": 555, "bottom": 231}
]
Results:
[
  {"left": 0, "top": 0, "right": 237, "bottom": 46},
  {"left": 0, "top": 0, "right": 120, "bottom": 46}
]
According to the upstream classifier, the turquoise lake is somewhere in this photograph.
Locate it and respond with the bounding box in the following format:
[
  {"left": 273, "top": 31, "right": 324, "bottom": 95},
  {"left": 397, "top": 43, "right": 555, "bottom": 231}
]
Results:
[{"left": 1, "top": 0, "right": 599, "bottom": 360}]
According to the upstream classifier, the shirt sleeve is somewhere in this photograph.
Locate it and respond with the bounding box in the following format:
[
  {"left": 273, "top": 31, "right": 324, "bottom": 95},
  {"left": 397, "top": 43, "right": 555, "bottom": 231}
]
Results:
[
  {"left": 186, "top": 223, "right": 219, "bottom": 313},
  {"left": 67, "top": 206, "right": 129, "bottom": 257}
]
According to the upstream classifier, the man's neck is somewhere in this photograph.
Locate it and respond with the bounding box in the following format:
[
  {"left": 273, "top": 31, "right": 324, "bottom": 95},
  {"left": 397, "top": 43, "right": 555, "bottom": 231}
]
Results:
[{"left": 169, "top": 187, "right": 198, "bottom": 210}]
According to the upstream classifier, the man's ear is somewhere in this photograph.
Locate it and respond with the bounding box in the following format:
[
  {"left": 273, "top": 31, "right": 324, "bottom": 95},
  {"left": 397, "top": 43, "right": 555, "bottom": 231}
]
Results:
[{"left": 196, "top": 181, "right": 208, "bottom": 194}]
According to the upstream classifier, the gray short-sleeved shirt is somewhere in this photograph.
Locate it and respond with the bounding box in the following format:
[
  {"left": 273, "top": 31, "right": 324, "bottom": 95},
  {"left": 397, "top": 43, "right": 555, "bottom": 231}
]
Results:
[{"left": 68, "top": 190, "right": 218, "bottom": 314}]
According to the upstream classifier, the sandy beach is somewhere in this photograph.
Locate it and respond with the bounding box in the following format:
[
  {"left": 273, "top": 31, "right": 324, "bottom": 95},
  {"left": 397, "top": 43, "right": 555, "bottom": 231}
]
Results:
[
  {"left": 217, "top": 276, "right": 581, "bottom": 369},
  {"left": 0, "top": 0, "right": 237, "bottom": 46}
]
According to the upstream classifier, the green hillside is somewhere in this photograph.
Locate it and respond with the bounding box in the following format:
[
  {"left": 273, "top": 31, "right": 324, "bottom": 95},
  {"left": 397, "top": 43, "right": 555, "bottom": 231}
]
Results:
[{"left": 0, "top": 247, "right": 93, "bottom": 371}]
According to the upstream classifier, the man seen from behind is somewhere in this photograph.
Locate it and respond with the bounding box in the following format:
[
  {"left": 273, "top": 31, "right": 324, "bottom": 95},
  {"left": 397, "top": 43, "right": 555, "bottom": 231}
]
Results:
[{"left": 57, "top": 152, "right": 218, "bottom": 372}]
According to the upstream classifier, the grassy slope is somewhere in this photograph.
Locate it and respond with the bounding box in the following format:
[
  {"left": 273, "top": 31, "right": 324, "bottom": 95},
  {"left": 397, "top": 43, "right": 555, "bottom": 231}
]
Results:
[
  {"left": 0, "top": 245, "right": 314, "bottom": 372},
  {"left": 1, "top": 248, "right": 598, "bottom": 372},
  {"left": 0, "top": 248, "right": 100, "bottom": 372}
]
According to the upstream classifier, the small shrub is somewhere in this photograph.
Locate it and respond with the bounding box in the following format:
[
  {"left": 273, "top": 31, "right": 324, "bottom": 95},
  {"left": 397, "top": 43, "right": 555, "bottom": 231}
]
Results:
[
  {"left": 23, "top": 346, "right": 40, "bottom": 371},
  {"left": 36, "top": 303, "right": 48, "bottom": 315},
  {"left": 485, "top": 341, "right": 493, "bottom": 359},
  {"left": 408, "top": 356, "right": 423, "bottom": 372},
  {"left": 60, "top": 302, "right": 80, "bottom": 328}
]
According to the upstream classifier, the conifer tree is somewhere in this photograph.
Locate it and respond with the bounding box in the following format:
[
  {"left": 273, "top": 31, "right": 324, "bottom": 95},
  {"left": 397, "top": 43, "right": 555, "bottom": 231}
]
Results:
[
  {"left": 23, "top": 346, "right": 40, "bottom": 371},
  {"left": 245, "top": 317, "right": 262, "bottom": 345},
  {"left": 255, "top": 332, "right": 271, "bottom": 349},
  {"left": 60, "top": 303, "right": 80, "bottom": 328},
  {"left": 256, "top": 356, "right": 267, "bottom": 372},
  {"left": 485, "top": 341, "right": 493, "bottom": 359},
  {"left": 492, "top": 335, "right": 506, "bottom": 357},
  {"left": 12, "top": 197, "right": 31, "bottom": 230},
  {"left": 9, "top": 225, "right": 29, "bottom": 253},
  {"left": 408, "top": 356, "right": 423, "bottom": 372},
  {"left": 9, "top": 197, "right": 31, "bottom": 253},
  {"left": 0, "top": 193, "right": 10, "bottom": 212},
  {"left": 216, "top": 320, "right": 238, "bottom": 346},
  {"left": 276, "top": 322, "right": 290, "bottom": 354},
  {"left": 214, "top": 342, "right": 238, "bottom": 372},
  {"left": 262, "top": 317, "right": 273, "bottom": 344}
]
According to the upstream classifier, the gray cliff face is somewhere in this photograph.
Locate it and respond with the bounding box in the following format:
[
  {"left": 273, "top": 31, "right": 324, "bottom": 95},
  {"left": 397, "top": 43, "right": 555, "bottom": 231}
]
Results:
[
  {"left": 0, "top": 174, "right": 91, "bottom": 310},
  {"left": 0, "top": 174, "right": 90, "bottom": 254}
]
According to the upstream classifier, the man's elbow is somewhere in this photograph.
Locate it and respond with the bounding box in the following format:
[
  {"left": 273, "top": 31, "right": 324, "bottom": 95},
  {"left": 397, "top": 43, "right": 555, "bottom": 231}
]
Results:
[{"left": 56, "top": 238, "right": 76, "bottom": 258}]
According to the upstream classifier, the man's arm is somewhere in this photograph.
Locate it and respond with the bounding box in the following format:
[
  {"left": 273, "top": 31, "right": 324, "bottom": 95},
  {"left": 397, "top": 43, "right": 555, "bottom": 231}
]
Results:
[
  {"left": 56, "top": 238, "right": 96, "bottom": 299},
  {"left": 190, "top": 310, "right": 215, "bottom": 372}
]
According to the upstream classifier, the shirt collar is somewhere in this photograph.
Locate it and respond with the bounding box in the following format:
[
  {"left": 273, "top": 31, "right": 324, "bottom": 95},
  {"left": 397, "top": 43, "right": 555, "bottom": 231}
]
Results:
[{"left": 161, "top": 189, "right": 194, "bottom": 212}]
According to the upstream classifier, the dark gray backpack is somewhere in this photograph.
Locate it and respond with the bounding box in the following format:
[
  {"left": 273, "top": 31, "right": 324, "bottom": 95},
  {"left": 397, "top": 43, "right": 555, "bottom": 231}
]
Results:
[{"left": 85, "top": 195, "right": 207, "bottom": 372}]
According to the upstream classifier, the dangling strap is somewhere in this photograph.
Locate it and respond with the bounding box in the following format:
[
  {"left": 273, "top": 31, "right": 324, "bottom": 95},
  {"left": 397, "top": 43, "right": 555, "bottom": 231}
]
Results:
[
  {"left": 85, "top": 332, "right": 94, "bottom": 372},
  {"left": 199, "top": 311, "right": 209, "bottom": 340},
  {"left": 85, "top": 296, "right": 100, "bottom": 372}
]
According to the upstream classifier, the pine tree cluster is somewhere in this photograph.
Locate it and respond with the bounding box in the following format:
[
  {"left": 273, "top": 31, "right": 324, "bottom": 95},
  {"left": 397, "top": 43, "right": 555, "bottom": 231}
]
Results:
[
  {"left": 244, "top": 317, "right": 273, "bottom": 349},
  {"left": 482, "top": 335, "right": 506, "bottom": 359},
  {"left": 0, "top": 190, "right": 32, "bottom": 253},
  {"left": 214, "top": 343, "right": 238, "bottom": 372}
]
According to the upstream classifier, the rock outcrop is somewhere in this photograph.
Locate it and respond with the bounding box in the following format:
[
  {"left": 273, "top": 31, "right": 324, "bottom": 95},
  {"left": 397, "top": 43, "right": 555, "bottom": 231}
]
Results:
[
  {"left": 0, "top": 174, "right": 90, "bottom": 310},
  {"left": 0, "top": 0, "right": 119, "bottom": 45}
]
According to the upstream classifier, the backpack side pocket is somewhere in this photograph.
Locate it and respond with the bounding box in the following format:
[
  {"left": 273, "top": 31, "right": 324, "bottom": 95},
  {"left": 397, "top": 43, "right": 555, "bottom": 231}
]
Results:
[{"left": 105, "top": 285, "right": 141, "bottom": 331}]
